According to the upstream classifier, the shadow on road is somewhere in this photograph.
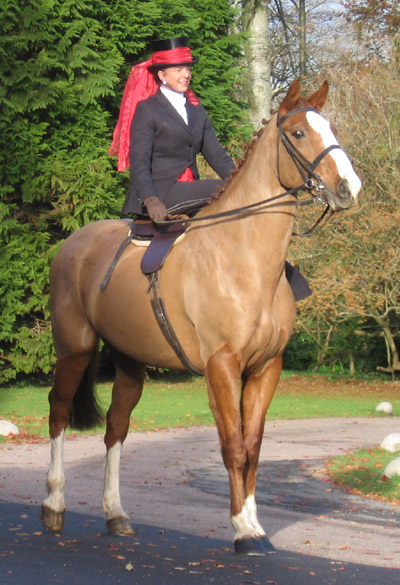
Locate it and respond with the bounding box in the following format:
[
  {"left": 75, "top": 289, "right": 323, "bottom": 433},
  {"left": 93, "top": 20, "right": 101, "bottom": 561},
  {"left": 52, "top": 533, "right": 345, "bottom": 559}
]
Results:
[{"left": 1, "top": 502, "right": 398, "bottom": 585}]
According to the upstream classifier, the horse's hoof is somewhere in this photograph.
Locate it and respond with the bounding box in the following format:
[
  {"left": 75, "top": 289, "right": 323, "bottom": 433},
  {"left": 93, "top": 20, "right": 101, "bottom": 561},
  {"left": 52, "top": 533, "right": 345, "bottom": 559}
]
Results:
[
  {"left": 107, "top": 516, "right": 134, "bottom": 536},
  {"left": 260, "top": 535, "right": 276, "bottom": 554},
  {"left": 234, "top": 537, "right": 267, "bottom": 556},
  {"left": 40, "top": 505, "right": 65, "bottom": 532}
]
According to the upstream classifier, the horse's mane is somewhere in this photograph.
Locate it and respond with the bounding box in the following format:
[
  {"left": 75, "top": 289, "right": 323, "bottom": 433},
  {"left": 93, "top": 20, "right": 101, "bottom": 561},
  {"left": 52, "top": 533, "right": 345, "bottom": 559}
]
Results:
[
  {"left": 209, "top": 95, "right": 316, "bottom": 204},
  {"left": 209, "top": 120, "right": 269, "bottom": 203}
]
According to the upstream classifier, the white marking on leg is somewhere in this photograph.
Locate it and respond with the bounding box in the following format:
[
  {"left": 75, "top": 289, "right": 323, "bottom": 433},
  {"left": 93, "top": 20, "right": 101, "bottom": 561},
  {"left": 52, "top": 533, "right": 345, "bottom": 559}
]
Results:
[
  {"left": 42, "top": 431, "right": 66, "bottom": 513},
  {"left": 306, "top": 111, "right": 362, "bottom": 198},
  {"left": 231, "top": 501, "right": 258, "bottom": 541},
  {"left": 245, "top": 495, "right": 266, "bottom": 537},
  {"left": 102, "top": 442, "right": 129, "bottom": 521}
]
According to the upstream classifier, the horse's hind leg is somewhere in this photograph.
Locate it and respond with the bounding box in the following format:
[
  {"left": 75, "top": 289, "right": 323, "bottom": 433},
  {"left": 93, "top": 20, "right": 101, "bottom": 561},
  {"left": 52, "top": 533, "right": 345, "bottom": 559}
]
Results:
[
  {"left": 41, "top": 348, "right": 98, "bottom": 532},
  {"left": 239, "top": 355, "right": 283, "bottom": 554},
  {"left": 102, "top": 350, "right": 146, "bottom": 535}
]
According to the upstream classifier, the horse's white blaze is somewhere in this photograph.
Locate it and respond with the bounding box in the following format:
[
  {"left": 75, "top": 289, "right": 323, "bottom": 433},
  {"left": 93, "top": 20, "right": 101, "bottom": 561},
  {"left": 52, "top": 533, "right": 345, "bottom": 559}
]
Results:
[
  {"left": 231, "top": 495, "right": 265, "bottom": 541},
  {"left": 43, "top": 431, "right": 66, "bottom": 512},
  {"left": 306, "top": 111, "right": 362, "bottom": 198},
  {"left": 102, "top": 442, "right": 128, "bottom": 520}
]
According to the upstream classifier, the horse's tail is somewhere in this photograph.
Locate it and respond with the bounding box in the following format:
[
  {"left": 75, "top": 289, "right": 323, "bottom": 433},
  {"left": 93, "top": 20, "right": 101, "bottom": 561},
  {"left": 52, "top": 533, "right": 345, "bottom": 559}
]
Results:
[{"left": 69, "top": 343, "right": 104, "bottom": 430}]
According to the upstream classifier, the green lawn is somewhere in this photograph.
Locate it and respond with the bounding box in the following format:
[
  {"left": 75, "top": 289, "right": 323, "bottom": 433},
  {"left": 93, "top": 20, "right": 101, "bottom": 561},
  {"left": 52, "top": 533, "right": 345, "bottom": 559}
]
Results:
[{"left": 1, "top": 371, "right": 398, "bottom": 441}]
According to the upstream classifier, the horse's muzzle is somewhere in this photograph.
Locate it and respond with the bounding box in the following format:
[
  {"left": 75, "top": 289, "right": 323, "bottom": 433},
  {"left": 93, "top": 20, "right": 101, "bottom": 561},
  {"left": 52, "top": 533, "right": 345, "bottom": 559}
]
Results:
[{"left": 322, "top": 178, "right": 360, "bottom": 211}]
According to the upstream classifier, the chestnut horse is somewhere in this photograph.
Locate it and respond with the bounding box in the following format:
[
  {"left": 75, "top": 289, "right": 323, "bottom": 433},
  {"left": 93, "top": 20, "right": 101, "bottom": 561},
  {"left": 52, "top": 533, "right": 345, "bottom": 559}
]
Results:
[{"left": 41, "top": 80, "right": 361, "bottom": 555}]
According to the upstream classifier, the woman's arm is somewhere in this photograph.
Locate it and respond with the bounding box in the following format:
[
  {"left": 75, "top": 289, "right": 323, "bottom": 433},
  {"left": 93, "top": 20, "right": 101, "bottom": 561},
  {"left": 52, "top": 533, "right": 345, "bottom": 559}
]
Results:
[
  {"left": 200, "top": 112, "right": 235, "bottom": 179},
  {"left": 130, "top": 101, "right": 158, "bottom": 204}
]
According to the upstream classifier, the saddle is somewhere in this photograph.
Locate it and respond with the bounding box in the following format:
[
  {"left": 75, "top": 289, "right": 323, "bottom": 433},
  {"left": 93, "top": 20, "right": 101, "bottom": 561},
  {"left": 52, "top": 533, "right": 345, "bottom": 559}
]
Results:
[{"left": 130, "top": 218, "right": 188, "bottom": 274}]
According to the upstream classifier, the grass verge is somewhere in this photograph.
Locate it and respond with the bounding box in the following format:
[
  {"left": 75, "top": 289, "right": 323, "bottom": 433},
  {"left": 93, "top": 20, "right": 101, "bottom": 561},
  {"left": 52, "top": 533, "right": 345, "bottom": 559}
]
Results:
[{"left": 326, "top": 448, "right": 400, "bottom": 505}]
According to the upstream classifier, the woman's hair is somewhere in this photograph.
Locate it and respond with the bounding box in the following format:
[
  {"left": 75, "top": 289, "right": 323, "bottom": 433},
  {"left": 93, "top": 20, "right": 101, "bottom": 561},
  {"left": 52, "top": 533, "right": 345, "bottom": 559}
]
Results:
[{"left": 150, "top": 67, "right": 163, "bottom": 85}]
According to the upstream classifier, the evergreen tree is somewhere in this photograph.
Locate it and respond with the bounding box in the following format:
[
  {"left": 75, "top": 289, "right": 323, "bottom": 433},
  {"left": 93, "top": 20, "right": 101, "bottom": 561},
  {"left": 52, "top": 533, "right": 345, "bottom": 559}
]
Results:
[{"left": 0, "top": 0, "right": 246, "bottom": 382}]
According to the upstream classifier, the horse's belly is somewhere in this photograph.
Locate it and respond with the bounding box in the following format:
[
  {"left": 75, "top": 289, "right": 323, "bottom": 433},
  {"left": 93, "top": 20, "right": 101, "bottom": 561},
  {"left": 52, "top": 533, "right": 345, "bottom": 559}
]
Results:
[{"left": 89, "top": 255, "right": 202, "bottom": 370}]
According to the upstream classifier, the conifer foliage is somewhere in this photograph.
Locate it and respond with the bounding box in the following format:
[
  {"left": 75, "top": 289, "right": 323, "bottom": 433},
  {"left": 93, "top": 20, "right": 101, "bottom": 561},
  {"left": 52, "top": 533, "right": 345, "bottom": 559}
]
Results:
[{"left": 0, "top": 0, "right": 244, "bottom": 382}]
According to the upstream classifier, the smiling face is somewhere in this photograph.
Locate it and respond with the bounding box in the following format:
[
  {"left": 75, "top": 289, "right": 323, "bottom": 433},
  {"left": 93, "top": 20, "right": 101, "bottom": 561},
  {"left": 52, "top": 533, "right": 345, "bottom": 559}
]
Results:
[{"left": 158, "top": 65, "right": 192, "bottom": 93}]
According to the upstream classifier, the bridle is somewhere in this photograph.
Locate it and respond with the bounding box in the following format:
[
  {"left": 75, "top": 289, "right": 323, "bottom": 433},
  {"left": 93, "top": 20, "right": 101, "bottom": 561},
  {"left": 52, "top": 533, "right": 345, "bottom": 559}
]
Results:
[{"left": 277, "top": 106, "right": 342, "bottom": 207}]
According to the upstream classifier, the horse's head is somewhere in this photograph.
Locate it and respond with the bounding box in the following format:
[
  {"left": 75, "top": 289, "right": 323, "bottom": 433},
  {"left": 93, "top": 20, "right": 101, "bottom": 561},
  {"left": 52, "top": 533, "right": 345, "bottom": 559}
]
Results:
[{"left": 276, "top": 79, "right": 362, "bottom": 211}]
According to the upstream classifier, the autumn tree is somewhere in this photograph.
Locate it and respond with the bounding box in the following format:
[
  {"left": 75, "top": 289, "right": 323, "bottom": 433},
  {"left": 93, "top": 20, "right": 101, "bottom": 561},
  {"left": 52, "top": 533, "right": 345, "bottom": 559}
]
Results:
[
  {"left": 344, "top": 0, "right": 400, "bottom": 59},
  {"left": 289, "top": 57, "right": 400, "bottom": 373}
]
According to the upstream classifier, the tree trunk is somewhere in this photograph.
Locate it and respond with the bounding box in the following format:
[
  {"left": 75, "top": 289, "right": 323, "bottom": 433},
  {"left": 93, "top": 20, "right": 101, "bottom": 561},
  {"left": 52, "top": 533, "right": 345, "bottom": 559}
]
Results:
[
  {"left": 375, "top": 315, "right": 400, "bottom": 373},
  {"left": 349, "top": 352, "right": 355, "bottom": 374},
  {"left": 242, "top": 0, "right": 272, "bottom": 128}
]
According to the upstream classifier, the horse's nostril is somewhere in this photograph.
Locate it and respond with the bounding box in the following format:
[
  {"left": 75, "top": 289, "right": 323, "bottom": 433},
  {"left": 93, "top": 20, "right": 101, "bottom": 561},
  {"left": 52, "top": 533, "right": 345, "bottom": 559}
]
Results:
[{"left": 337, "top": 178, "right": 350, "bottom": 200}]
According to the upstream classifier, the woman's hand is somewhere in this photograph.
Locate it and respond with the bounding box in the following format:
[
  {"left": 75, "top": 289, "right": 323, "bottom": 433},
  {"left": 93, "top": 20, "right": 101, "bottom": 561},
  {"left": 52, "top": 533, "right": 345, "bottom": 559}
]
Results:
[{"left": 144, "top": 197, "right": 167, "bottom": 223}]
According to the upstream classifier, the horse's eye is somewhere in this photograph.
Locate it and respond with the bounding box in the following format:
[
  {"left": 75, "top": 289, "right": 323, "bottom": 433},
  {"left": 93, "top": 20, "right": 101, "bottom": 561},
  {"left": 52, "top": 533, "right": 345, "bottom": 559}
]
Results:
[{"left": 292, "top": 130, "right": 304, "bottom": 139}]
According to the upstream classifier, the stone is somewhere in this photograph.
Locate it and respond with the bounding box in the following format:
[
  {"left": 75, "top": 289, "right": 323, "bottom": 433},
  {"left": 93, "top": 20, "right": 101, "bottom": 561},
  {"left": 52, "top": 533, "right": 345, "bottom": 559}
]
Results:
[
  {"left": 381, "top": 433, "right": 400, "bottom": 453},
  {"left": 0, "top": 420, "right": 19, "bottom": 436},
  {"left": 382, "top": 457, "right": 400, "bottom": 480},
  {"left": 375, "top": 401, "right": 393, "bottom": 415}
]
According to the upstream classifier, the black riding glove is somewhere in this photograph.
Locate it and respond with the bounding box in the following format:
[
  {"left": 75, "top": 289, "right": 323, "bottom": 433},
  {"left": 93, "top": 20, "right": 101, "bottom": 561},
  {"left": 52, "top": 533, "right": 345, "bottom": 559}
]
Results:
[{"left": 144, "top": 197, "right": 167, "bottom": 223}]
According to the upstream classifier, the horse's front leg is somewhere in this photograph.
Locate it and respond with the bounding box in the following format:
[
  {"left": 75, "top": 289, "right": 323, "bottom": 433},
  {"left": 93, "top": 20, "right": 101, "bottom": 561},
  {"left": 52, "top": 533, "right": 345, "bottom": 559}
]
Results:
[
  {"left": 240, "top": 355, "right": 284, "bottom": 554},
  {"left": 102, "top": 354, "right": 145, "bottom": 535},
  {"left": 205, "top": 346, "right": 265, "bottom": 555}
]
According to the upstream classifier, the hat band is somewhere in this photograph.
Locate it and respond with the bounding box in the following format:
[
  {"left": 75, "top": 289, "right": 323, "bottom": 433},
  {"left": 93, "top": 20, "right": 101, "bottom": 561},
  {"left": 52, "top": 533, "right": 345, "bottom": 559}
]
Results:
[{"left": 150, "top": 46, "right": 195, "bottom": 66}]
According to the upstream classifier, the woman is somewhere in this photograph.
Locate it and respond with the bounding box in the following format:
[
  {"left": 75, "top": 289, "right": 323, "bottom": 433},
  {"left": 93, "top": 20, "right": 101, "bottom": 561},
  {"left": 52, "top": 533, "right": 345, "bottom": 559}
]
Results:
[{"left": 109, "top": 37, "right": 235, "bottom": 223}]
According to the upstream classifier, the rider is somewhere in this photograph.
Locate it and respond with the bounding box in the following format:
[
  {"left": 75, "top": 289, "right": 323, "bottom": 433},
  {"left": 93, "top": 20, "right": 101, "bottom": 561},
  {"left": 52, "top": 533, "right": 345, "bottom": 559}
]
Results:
[{"left": 109, "top": 36, "right": 235, "bottom": 223}]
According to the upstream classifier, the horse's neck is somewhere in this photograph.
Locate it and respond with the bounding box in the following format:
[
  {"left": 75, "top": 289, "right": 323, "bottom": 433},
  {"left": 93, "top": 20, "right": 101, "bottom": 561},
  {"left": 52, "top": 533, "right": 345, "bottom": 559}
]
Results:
[{"left": 197, "top": 123, "right": 296, "bottom": 264}]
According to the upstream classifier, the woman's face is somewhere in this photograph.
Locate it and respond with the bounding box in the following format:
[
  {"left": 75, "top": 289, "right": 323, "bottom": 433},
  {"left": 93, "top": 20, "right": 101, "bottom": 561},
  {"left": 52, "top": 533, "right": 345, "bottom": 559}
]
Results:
[{"left": 158, "top": 66, "right": 192, "bottom": 93}]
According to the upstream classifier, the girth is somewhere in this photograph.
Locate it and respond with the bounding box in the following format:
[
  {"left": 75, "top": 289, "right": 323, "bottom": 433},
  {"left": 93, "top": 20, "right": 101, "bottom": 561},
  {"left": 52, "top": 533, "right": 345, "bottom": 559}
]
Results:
[{"left": 147, "top": 271, "right": 203, "bottom": 376}]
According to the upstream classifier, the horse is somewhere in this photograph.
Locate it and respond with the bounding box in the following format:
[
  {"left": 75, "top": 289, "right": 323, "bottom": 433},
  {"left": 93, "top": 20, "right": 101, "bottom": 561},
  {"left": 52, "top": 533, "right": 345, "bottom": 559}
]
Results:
[{"left": 40, "top": 79, "right": 362, "bottom": 555}]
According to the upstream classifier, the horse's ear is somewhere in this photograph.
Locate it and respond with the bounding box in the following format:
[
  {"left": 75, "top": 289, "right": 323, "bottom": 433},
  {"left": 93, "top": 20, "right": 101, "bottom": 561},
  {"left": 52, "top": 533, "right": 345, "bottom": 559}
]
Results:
[
  {"left": 279, "top": 78, "right": 301, "bottom": 116},
  {"left": 307, "top": 80, "right": 329, "bottom": 111}
]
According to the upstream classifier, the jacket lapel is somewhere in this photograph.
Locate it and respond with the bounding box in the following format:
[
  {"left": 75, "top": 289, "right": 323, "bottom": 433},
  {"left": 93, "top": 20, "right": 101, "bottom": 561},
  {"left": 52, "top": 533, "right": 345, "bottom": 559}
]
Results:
[
  {"left": 186, "top": 100, "right": 196, "bottom": 132},
  {"left": 155, "top": 90, "right": 193, "bottom": 133}
]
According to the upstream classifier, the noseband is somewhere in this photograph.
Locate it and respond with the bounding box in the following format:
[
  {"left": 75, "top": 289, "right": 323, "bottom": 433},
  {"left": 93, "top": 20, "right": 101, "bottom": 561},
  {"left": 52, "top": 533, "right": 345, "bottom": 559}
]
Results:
[{"left": 277, "top": 107, "right": 342, "bottom": 204}]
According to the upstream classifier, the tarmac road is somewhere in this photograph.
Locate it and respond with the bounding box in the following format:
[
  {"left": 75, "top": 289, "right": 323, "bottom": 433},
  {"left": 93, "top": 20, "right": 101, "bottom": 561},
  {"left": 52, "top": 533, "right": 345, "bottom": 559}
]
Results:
[{"left": 1, "top": 418, "right": 400, "bottom": 584}]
